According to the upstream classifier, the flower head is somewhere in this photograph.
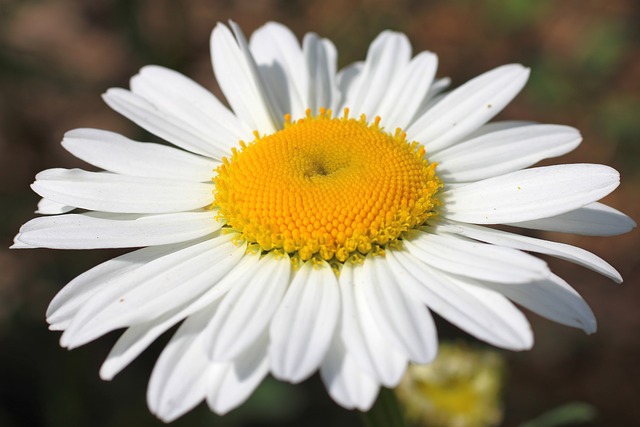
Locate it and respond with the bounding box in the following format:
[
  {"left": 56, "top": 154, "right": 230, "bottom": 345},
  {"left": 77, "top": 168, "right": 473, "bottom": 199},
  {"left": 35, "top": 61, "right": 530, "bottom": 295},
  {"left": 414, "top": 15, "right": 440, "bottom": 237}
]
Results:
[{"left": 13, "top": 21, "right": 635, "bottom": 421}]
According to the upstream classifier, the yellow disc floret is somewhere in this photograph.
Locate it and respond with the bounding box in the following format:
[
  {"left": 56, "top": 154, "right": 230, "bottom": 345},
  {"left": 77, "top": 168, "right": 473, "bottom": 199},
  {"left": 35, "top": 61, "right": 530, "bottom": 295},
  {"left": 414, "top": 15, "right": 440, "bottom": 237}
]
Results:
[{"left": 213, "top": 109, "right": 442, "bottom": 263}]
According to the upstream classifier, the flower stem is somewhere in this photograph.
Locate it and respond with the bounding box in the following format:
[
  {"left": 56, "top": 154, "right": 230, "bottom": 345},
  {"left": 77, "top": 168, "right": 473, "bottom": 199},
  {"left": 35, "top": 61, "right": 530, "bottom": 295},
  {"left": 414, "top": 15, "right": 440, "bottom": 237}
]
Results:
[{"left": 360, "top": 388, "right": 407, "bottom": 427}]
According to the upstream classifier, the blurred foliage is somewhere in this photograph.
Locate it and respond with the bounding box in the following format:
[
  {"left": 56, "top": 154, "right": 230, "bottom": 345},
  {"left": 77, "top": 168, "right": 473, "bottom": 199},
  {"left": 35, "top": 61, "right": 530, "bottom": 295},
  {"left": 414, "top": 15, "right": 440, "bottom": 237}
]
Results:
[{"left": 1, "top": 1, "right": 639, "bottom": 427}]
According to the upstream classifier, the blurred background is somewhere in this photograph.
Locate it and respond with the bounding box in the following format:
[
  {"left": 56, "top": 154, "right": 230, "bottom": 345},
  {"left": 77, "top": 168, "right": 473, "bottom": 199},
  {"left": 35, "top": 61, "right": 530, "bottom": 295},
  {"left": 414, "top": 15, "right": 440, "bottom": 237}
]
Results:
[{"left": 1, "top": 0, "right": 638, "bottom": 426}]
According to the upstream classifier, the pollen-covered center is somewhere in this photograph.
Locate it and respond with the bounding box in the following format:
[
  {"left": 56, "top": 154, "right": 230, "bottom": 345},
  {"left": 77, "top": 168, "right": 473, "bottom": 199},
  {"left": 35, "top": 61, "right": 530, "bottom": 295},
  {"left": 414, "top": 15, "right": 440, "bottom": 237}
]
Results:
[{"left": 214, "top": 109, "right": 442, "bottom": 263}]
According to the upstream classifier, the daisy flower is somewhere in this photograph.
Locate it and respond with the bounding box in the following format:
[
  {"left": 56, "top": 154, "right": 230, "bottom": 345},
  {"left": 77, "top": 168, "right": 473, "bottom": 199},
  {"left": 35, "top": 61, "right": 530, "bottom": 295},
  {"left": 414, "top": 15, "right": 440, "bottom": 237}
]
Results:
[{"left": 13, "top": 21, "right": 635, "bottom": 421}]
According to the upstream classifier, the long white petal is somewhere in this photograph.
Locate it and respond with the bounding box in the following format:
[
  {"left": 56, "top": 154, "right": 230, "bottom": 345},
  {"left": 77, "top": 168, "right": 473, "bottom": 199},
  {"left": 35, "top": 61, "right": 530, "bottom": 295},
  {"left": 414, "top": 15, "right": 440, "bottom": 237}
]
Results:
[
  {"left": 432, "top": 125, "right": 582, "bottom": 182},
  {"left": 15, "top": 211, "right": 221, "bottom": 249},
  {"left": 344, "top": 31, "right": 411, "bottom": 118},
  {"left": 60, "top": 234, "right": 245, "bottom": 348},
  {"left": 103, "top": 88, "right": 227, "bottom": 159},
  {"left": 320, "top": 332, "right": 380, "bottom": 411},
  {"left": 46, "top": 240, "right": 200, "bottom": 330},
  {"left": 206, "top": 333, "right": 270, "bottom": 415},
  {"left": 479, "top": 274, "right": 596, "bottom": 334},
  {"left": 386, "top": 248, "right": 533, "bottom": 350},
  {"left": 404, "top": 230, "right": 549, "bottom": 283},
  {"left": 147, "top": 307, "right": 214, "bottom": 422},
  {"left": 31, "top": 168, "right": 214, "bottom": 214},
  {"left": 99, "top": 250, "right": 260, "bottom": 380},
  {"left": 408, "top": 64, "right": 529, "bottom": 152},
  {"left": 270, "top": 259, "right": 340, "bottom": 383},
  {"left": 338, "top": 262, "right": 407, "bottom": 386},
  {"left": 250, "top": 22, "right": 307, "bottom": 120},
  {"left": 62, "top": 128, "right": 218, "bottom": 181},
  {"left": 204, "top": 252, "right": 290, "bottom": 362},
  {"left": 303, "top": 33, "right": 338, "bottom": 114},
  {"left": 35, "top": 198, "right": 74, "bottom": 215},
  {"left": 361, "top": 254, "right": 437, "bottom": 363},
  {"left": 130, "top": 65, "right": 251, "bottom": 147},
  {"left": 442, "top": 164, "right": 620, "bottom": 224},
  {"left": 211, "top": 22, "right": 277, "bottom": 134},
  {"left": 375, "top": 51, "right": 438, "bottom": 131},
  {"left": 507, "top": 202, "right": 636, "bottom": 236},
  {"left": 437, "top": 221, "right": 622, "bottom": 283}
]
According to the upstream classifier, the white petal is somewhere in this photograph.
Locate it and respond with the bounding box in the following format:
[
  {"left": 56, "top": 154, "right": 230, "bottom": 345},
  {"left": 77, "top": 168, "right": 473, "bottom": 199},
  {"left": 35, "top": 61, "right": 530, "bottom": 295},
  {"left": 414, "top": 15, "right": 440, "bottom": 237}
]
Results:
[
  {"left": 250, "top": 22, "right": 307, "bottom": 120},
  {"left": 404, "top": 230, "right": 549, "bottom": 283},
  {"left": 270, "top": 259, "right": 341, "bottom": 383},
  {"left": 335, "top": 61, "right": 363, "bottom": 111},
  {"left": 437, "top": 220, "right": 622, "bottom": 283},
  {"left": 60, "top": 234, "right": 245, "bottom": 349},
  {"left": 344, "top": 31, "right": 411, "bottom": 118},
  {"left": 320, "top": 332, "right": 379, "bottom": 411},
  {"left": 31, "top": 168, "right": 214, "bottom": 214},
  {"left": 386, "top": 249, "right": 533, "bottom": 350},
  {"left": 99, "top": 250, "right": 260, "bottom": 380},
  {"left": 15, "top": 211, "right": 221, "bottom": 249},
  {"left": 338, "top": 262, "right": 407, "bottom": 386},
  {"left": 408, "top": 77, "right": 451, "bottom": 125},
  {"left": 47, "top": 240, "right": 197, "bottom": 330},
  {"left": 147, "top": 307, "right": 214, "bottom": 422},
  {"left": 507, "top": 202, "right": 636, "bottom": 236},
  {"left": 204, "top": 251, "right": 290, "bottom": 362},
  {"left": 408, "top": 64, "right": 530, "bottom": 152},
  {"left": 460, "top": 120, "right": 535, "bottom": 140},
  {"left": 206, "top": 333, "right": 270, "bottom": 415},
  {"left": 303, "top": 33, "right": 338, "bottom": 114},
  {"left": 130, "top": 65, "right": 251, "bottom": 148},
  {"left": 432, "top": 125, "right": 582, "bottom": 182},
  {"left": 35, "top": 198, "right": 74, "bottom": 215},
  {"left": 62, "top": 128, "right": 218, "bottom": 181},
  {"left": 479, "top": 274, "right": 596, "bottom": 334},
  {"left": 442, "top": 164, "right": 620, "bottom": 224},
  {"left": 361, "top": 254, "right": 437, "bottom": 363},
  {"left": 211, "top": 22, "right": 277, "bottom": 134},
  {"left": 103, "top": 88, "right": 227, "bottom": 159},
  {"left": 375, "top": 51, "right": 438, "bottom": 131}
]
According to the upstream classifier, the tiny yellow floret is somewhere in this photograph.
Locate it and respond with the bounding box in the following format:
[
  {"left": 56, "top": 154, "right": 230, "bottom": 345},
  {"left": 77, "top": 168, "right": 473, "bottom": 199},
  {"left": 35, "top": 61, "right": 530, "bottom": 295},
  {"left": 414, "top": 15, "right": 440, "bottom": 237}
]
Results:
[{"left": 214, "top": 109, "right": 442, "bottom": 263}]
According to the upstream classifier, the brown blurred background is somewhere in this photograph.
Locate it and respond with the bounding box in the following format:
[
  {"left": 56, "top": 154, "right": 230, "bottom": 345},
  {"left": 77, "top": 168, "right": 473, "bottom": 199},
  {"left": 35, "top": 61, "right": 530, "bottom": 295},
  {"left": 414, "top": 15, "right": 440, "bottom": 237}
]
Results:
[{"left": 1, "top": 1, "right": 639, "bottom": 426}]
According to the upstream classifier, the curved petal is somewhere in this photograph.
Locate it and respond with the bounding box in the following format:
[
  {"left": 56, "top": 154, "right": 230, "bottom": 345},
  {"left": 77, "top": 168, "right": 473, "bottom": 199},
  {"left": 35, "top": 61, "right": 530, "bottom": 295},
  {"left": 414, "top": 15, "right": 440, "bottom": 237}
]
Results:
[
  {"left": 60, "top": 233, "right": 245, "bottom": 349},
  {"left": 270, "top": 259, "right": 340, "bottom": 383},
  {"left": 250, "top": 22, "right": 307, "bottom": 120},
  {"left": 303, "top": 33, "right": 338, "bottom": 115},
  {"left": 130, "top": 65, "right": 251, "bottom": 148},
  {"left": 211, "top": 22, "right": 278, "bottom": 134},
  {"left": 147, "top": 307, "right": 214, "bottom": 422},
  {"left": 507, "top": 202, "right": 636, "bottom": 236},
  {"left": 479, "top": 274, "right": 596, "bottom": 334},
  {"left": 408, "top": 64, "right": 530, "bottom": 152},
  {"left": 99, "top": 251, "right": 260, "bottom": 381},
  {"left": 206, "top": 333, "right": 270, "bottom": 415},
  {"left": 386, "top": 248, "right": 533, "bottom": 350},
  {"left": 361, "top": 254, "right": 437, "bottom": 364},
  {"left": 338, "top": 262, "right": 407, "bottom": 386},
  {"left": 437, "top": 220, "right": 622, "bottom": 283},
  {"left": 35, "top": 198, "right": 74, "bottom": 215},
  {"left": 375, "top": 51, "right": 438, "bottom": 131},
  {"left": 320, "top": 332, "right": 379, "bottom": 411},
  {"left": 31, "top": 168, "right": 214, "bottom": 214},
  {"left": 442, "top": 164, "right": 620, "bottom": 224},
  {"left": 404, "top": 230, "right": 549, "bottom": 284},
  {"left": 204, "top": 251, "right": 291, "bottom": 362},
  {"left": 343, "top": 31, "right": 411, "bottom": 118},
  {"left": 432, "top": 125, "right": 582, "bottom": 183},
  {"left": 14, "top": 211, "right": 222, "bottom": 249},
  {"left": 62, "top": 128, "right": 218, "bottom": 181},
  {"left": 102, "top": 88, "right": 227, "bottom": 159}
]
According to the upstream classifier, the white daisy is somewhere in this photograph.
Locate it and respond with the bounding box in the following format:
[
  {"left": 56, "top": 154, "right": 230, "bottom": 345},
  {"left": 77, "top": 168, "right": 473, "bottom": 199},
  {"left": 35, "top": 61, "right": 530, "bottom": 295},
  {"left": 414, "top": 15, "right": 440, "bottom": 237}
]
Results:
[{"left": 13, "top": 21, "right": 635, "bottom": 421}]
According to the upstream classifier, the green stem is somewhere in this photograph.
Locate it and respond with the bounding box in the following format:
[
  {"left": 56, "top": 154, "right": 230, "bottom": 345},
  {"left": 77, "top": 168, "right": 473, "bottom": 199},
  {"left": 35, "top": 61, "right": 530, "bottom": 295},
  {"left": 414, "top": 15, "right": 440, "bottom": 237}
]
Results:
[{"left": 360, "top": 388, "right": 407, "bottom": 427}]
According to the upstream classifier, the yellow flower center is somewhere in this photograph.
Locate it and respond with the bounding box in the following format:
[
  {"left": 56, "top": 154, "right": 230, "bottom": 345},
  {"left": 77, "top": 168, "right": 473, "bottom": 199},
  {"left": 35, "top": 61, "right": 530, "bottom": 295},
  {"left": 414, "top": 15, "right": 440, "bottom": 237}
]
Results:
[{"left": 213, "top": 109, "right": 442, "bottom": 263}]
